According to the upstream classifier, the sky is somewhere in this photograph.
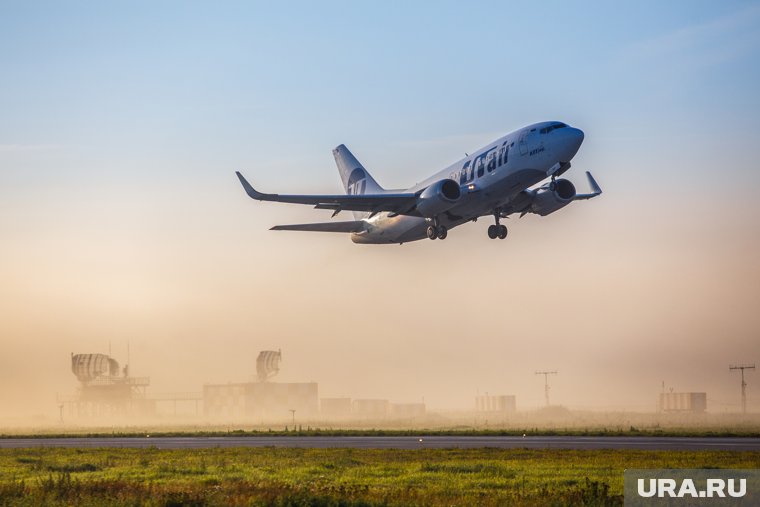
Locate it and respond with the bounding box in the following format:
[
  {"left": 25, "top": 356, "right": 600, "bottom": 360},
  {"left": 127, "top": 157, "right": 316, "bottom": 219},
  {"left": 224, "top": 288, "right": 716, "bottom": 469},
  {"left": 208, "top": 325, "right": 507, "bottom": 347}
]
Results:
[{"left": 1, "top": 1, "right": 760, "bottom": 420}]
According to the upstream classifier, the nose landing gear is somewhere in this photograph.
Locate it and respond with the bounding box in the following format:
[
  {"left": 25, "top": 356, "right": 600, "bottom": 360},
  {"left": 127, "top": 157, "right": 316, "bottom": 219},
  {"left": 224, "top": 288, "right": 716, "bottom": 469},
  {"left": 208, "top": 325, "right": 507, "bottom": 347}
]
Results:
[
  {"left": 487, "top": 224, "right": 508, "bottom": 239},
  {"left": 487, "top": 209, "right": 508, "bottom": 240}
]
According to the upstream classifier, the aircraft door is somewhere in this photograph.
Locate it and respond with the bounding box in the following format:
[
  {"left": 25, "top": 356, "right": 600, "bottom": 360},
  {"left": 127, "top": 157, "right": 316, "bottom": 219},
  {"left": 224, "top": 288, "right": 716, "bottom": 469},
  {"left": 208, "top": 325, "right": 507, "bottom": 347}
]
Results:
[{"left": 518, "top": 129, "right": 529, "bottom": 156}]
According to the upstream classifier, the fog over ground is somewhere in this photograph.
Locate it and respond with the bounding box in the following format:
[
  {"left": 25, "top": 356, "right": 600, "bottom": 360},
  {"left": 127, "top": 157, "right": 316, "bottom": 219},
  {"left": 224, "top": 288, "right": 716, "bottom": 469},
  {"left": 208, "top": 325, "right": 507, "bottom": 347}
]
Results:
[{"left": 1, "top": 2, "right": 759, "bottom": 424}]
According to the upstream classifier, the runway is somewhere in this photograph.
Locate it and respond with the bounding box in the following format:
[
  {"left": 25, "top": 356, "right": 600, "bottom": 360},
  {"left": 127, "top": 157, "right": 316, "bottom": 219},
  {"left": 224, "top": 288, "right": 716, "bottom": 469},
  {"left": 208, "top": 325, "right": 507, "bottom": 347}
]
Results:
[{"left": 1, "top": 436, "right": 759, "bottom": 451}]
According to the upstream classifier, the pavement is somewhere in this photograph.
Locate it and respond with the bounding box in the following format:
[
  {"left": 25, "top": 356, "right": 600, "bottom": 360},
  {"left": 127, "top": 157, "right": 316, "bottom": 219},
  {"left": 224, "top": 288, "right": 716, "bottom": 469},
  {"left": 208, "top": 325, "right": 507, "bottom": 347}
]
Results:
[{"left": 1, "top": 436, "right": 759, "bottom": 451}]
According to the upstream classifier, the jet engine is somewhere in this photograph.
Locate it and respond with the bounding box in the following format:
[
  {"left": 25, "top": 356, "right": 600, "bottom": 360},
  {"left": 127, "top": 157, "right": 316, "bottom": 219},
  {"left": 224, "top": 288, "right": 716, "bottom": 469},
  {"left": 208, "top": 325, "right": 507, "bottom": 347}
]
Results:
[
  {"left": 415, "top": 179, "right": 461, "bottom": 217},
  {"left": 529, "top": 178, "right": 576, "bottom": 216}
]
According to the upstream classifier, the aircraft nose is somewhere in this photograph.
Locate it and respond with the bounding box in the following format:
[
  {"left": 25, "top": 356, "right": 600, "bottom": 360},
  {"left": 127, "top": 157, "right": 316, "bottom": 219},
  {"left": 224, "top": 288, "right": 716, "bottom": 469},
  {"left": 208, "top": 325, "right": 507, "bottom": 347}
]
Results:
[
  {"left": 570, "top": 127, "right": 584, "bottom": 146},
  {"left": 561, "top": 127, "right": 584, "bottom": 161}
]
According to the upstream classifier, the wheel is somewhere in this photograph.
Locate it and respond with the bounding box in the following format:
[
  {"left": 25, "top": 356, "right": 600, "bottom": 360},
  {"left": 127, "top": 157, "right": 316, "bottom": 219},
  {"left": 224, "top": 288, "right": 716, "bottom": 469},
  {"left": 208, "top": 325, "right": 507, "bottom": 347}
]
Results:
[
  {"left": 498, "top": 224, "right": 508, "bottom": 239},
  {"left": 487, "top": 225, "right": 498, "bottom": 239},
  {"left": 437, "top": 226, "right": 447, "bottom": 240},
  {"left": 427, "top": 225, "right": 437, "bottom": 240}
]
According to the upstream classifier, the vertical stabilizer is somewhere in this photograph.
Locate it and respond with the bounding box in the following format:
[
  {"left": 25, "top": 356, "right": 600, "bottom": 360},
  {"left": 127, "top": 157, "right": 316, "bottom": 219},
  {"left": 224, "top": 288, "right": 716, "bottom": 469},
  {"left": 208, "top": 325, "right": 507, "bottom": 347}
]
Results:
[{"left": 332, "top": 145, "right": 384, "bottom": 195}]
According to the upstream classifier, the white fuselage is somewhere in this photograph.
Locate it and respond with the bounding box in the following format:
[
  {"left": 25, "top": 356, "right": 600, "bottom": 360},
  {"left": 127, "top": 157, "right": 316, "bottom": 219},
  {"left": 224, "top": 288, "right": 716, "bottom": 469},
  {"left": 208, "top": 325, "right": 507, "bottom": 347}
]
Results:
[{"left": 352, "top": 121, "right": 585, "bottom": 244}]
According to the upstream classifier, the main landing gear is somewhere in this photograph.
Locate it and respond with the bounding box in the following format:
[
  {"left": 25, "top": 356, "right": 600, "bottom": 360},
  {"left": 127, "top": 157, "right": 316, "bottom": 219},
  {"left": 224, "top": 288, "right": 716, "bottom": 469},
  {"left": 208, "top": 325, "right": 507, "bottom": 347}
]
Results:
[
  {"left": 427, "top": 224, "right": 447, "bottom": 240},
  {"left": 487, "top": 210, "right": 508, "bottom": 240},
  {"left": 427, "top": 218, "right": 448, "bottom": 240}
]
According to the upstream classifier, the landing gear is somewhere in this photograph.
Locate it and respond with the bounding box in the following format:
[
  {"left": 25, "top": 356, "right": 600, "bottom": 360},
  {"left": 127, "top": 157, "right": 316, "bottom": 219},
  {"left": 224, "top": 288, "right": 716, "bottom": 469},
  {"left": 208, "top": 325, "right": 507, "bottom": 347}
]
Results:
[
  {"left": 487, "top": 210, "right": 508, "bottom": 240},
  {"left": 427, "top": 225, "right": 448, "bottom": 240},
  {"left": 487, "top": 224, "right": 507, "bottom": 239},
  {"left": 427, "top": 218, "right": 448, "bottom": 240}
]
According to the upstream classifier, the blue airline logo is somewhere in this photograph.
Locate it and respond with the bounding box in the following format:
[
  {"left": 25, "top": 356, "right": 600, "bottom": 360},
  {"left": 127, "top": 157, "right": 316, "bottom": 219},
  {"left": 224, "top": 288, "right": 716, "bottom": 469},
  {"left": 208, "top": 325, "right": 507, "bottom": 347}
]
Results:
[{"left": 347, "top": 167, "right": 367, "bottom": 195}]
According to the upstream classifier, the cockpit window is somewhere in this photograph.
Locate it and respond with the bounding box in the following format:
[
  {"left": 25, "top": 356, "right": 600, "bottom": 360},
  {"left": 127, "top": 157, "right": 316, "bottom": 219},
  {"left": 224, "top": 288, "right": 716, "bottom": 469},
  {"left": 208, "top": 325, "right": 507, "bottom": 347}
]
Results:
[{"left": 540, "top": 122, "right": 568, "bottom": 134}]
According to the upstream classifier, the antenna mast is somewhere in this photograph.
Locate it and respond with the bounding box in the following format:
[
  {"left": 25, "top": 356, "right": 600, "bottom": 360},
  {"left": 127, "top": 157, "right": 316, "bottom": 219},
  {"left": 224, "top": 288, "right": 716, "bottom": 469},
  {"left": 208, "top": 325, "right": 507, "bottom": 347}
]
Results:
[
  {"left": 535, "top": 370, "right": 558, "bottom": 407},
  {"left": 729, "top": 363, "right": 755, "bottom": 414}
]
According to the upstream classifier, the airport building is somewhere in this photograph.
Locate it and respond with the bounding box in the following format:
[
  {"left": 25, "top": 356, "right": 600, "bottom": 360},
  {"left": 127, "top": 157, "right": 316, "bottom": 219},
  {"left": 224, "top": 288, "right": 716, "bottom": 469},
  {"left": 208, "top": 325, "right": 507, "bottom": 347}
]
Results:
[
  {"left": 61, "top": 353, "right": 154, "bottom": 417},
  {"left": 352, "top": 399, "right": 390, "bottom": 417},
  {"left": 390, "top": 402, "right": 426, "bottom": 417},
  {"left": 203, "top": 381, "right": 319, "bottom": 419},
  {"left": 659, "top": 392, "right": 707, "bottom": 413},
  {"left": 320, "top": 397, "right": 352, "bottom": 418},
  {"left": 60, "top": 349, "right": 432, "bottom": 421},
  {"left": 203, "top": 350, "right": 319, "bottom": 420},
  {"left": 475, "top": 394, "right": 517, "bottom": 413}
]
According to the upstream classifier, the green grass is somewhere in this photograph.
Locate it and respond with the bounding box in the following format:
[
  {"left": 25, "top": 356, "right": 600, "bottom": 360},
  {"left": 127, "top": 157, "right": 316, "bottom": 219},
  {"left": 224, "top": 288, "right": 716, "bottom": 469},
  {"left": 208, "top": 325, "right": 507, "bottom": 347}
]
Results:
[{"left": 1, "top": 447, "right": 758, "bottom": 506}]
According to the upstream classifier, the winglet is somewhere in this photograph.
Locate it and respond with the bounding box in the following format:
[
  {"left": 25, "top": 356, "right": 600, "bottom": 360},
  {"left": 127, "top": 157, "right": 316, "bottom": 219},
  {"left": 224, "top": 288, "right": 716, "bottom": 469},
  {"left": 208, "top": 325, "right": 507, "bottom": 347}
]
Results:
[
  {"left": 586, "top": 171, "right": 602, "bottom": 195},
  {"left": 573, "top": 171, "right": 602, "bottom": 200},
  {"left": 236, "top": 171, "right": 265, "bottom": 200}
]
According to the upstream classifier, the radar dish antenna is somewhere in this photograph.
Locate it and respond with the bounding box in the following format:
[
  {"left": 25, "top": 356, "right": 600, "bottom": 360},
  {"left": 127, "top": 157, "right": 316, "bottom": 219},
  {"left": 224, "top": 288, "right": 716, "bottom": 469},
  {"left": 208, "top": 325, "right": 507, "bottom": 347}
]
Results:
[
  {"left": 71, "top": 353, "right": 120, "bottom": 384},
  {"left": 256, "top": 350, "right": 282, "bottom": 382}
]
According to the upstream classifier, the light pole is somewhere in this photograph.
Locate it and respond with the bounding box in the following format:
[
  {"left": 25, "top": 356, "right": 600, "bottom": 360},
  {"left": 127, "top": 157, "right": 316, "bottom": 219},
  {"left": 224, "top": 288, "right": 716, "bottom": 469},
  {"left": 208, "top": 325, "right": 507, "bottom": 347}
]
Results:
[
  {"left": 729, "top": 364, "right": 755, "bottom": 414},
  {"left": 535, "top": 370, "right": 557, "bottom": 407}
]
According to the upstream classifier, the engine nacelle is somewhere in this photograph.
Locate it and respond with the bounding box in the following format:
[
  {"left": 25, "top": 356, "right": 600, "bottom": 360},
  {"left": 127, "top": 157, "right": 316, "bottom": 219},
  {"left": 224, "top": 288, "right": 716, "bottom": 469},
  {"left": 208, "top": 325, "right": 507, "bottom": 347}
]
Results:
[
  {"left": 416, "top": 179, "right": 461, "bottom": 218},
  {"left": 529, "top": 178, "right": 576, "bottom": 216}
]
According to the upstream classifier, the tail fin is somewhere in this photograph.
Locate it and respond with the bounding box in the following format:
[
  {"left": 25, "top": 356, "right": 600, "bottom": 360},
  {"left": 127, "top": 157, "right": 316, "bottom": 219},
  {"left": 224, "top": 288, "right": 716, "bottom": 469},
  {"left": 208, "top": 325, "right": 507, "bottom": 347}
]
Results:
[{"left": 332, "top": 145, "right": 384, "bottom": 195}]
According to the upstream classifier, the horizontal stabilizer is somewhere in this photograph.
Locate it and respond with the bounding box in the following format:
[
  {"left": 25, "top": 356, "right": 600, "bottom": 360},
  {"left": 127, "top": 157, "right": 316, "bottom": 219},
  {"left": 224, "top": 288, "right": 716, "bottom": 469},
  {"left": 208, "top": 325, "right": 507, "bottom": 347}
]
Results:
[{"left": 270, "top": 221, "right": 366, "bottom": 233}]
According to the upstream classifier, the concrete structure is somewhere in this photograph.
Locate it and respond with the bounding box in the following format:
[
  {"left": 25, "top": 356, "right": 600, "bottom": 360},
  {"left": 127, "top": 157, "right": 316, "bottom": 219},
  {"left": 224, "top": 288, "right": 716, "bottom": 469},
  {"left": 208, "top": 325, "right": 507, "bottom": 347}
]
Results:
[
  {"left": 204, "top": 382, "right": 318, "bottom": 419},
  {"left": 62, "top": 353, "right": 153, "bottom": 417},
  {"left": 475, "top": 395, "right": 517, "bottom": 413},
  {"left": 659, "top": 392, "right": 707, "bottom": 413},
  {"left": 352, "top": 399, "right": 389, "bottom": 417},
  {"left": 390, "top": 402, "right": 426, "bottom": 417},
  {"left": 320, "top": 397, "right": 352, "bottom": 418}
]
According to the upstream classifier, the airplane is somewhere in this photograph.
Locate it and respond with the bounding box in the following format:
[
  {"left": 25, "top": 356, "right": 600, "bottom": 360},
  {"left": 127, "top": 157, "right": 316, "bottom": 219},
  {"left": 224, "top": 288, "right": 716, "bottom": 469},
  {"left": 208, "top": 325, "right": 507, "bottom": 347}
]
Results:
[{"left": 236, "top": 121, "right": 601, "bottom": 244}]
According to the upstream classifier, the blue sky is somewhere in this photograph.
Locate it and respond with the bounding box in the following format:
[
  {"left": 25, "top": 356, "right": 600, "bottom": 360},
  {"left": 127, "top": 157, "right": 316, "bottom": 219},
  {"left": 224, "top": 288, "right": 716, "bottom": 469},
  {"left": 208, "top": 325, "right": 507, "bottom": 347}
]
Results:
[
  {"left": 1, "top": 1, "right": 759, "bottom": 416},
  {"left": 2, "top": 1, "right": 759, "bottom": 189}
]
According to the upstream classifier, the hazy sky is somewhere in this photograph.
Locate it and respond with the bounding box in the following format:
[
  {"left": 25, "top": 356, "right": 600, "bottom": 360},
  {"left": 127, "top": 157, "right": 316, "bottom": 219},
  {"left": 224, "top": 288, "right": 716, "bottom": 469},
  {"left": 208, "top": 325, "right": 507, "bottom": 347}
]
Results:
[{"left": 1, "top": 1, "right": 759, "bottom": 419}]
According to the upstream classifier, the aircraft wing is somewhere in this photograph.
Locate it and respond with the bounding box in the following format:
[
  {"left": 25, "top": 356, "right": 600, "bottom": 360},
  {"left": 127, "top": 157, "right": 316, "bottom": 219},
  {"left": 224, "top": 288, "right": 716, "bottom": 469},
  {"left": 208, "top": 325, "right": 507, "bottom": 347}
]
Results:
[
  {"left": 236, "top": 172, "right": 418, "bottom": 215},
  {"left": 270, "top": 221, "right": 366, "bottom": 232}
]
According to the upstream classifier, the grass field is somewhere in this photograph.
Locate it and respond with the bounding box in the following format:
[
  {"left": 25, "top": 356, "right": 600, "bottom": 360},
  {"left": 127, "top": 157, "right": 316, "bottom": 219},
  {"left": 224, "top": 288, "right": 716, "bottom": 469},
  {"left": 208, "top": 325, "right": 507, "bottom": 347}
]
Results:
[{"left": 1, "top": 447, "right": 758, "bottom": 506}]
